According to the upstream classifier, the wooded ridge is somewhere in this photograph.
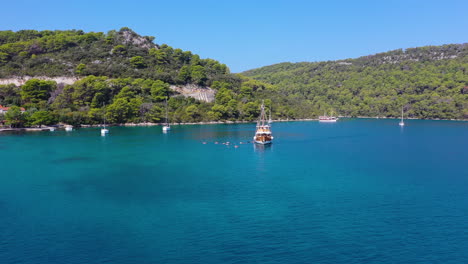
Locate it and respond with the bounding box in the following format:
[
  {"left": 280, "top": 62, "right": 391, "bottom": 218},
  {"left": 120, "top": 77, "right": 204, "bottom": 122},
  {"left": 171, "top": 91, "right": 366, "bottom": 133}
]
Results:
[{"left": 0, "top": 28, "right": 466, "bottom": 128}]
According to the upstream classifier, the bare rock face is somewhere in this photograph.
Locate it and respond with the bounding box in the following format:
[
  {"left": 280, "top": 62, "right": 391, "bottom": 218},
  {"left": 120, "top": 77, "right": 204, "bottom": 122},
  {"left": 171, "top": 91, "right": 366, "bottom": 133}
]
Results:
[
  {"left": 120, "top": 30, "right": 156, "bottom": 50},
  {"left": 169, "top": 84, "right": 216, "bottom": 103},
  {"left": 0, "top": 76, "right": 79, "bottom": 86}
]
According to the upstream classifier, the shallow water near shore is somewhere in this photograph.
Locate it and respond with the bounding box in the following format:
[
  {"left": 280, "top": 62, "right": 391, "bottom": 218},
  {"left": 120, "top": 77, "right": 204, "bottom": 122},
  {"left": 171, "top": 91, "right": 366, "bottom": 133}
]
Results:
[{"left": 1, "top": 119, "right": 467, "bottom": 264}]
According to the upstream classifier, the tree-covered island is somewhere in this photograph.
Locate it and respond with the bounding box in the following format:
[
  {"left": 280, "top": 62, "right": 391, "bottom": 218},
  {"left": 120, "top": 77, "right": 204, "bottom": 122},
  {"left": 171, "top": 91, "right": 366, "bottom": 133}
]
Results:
[{"left": 0, "top": 28, "right": 466, "bottom": 128}]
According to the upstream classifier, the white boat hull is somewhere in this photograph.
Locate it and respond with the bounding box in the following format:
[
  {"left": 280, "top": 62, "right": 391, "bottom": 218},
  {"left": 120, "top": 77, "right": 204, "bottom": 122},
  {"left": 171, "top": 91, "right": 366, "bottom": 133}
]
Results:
[
  {"left": 101, "top": 129, "right": 109, "bottom": 136},
  {"left": 399, "top": 122, "right": 405, "bottom": 126},
  {"left": 162, "top": 126, "right": 171, "bottom": 132},
  {"left": 254, "top": 140, "right": 272, "bottom": 145},
  {"left": 319, "top": 119, "right": 337, "bottom": 122}
]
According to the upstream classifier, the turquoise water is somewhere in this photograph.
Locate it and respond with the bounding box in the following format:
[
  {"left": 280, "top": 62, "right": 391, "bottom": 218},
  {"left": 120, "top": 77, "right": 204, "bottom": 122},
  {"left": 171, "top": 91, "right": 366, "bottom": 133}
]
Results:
[{"left": 1, "top": 119, "right": 468, "bottom": 263}]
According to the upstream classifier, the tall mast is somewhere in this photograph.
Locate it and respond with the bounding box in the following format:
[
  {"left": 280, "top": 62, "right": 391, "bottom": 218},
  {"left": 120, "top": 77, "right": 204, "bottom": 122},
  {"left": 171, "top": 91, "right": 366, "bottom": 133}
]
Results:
[
  {"left": 257, "top": 100, "right": 270, "bottom": 127},
  {"left": 103, "top": 103, "right": 106, "bottom": 128},
  {"left": 401, "top": 107, "right": 404, "bottom": 122},
  {"left": 165, "top": 97, "right": 169, "bottom": 125},
  {"left": 268, "top": 107, "right": 272, "bottom": 124}
]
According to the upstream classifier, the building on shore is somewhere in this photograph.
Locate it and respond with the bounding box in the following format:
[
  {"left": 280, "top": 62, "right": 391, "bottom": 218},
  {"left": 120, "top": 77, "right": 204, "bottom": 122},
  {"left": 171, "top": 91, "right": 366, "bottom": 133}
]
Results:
[{"left": 0, "top": 105, "right": 26, "bottom": 114}]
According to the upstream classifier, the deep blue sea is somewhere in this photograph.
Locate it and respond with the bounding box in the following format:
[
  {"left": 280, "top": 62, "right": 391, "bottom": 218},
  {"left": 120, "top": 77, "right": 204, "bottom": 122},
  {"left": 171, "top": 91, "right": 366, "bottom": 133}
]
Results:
[{"left": 1, "top": 119, "right": 467, "bottom": 264}]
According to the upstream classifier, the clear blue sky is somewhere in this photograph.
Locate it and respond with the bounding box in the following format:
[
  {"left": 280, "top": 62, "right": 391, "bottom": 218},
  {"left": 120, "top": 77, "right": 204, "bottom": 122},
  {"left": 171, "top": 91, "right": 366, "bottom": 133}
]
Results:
[{"left": 1, "top": 0, "right": 467, "bottom": 72}]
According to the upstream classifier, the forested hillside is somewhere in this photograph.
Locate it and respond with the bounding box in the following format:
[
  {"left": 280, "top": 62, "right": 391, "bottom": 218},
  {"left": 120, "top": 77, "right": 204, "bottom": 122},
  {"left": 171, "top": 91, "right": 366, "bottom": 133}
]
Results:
[
  {"left": 0, "top": 27, "right": 235, "bottom": 84},
  {"left": 0, "top": 28, "right": 279, "bottom": 127},
  {"left": 243, "top": 44, "right": 468, "bottom": 119},
  {"left": 0, "top": 28, "right": 466, "bottom": 127}
]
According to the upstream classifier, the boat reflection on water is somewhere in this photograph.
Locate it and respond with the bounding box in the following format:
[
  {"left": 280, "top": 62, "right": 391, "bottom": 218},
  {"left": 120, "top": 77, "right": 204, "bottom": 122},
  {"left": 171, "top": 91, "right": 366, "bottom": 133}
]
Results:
[{"left": 253, "top": 142, "right": 273, "bottom": 153}]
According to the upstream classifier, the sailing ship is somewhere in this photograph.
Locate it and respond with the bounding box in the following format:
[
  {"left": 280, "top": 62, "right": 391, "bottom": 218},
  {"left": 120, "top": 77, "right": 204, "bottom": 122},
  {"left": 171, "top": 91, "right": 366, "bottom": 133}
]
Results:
[
  {"left": 253, "top": 101, "right": 273, "bottom": 144},
  {"left": 162, "top": 97, "right": 171, "bottom": 132},
  {"left": 399, "top": 107, "right": 405, "bottom": 126},
  {"left": 64, "top": 125, "right": 73, "bottom": 131},
  {"left": 319, "top": 111, "right": 338, "bottom": 122}
]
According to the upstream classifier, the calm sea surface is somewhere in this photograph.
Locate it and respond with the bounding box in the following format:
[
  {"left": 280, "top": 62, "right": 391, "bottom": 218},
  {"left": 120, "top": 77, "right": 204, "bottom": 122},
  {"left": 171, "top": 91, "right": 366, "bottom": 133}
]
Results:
[{"left": 1, "top": 119, "right": 467, "bottom": 264}]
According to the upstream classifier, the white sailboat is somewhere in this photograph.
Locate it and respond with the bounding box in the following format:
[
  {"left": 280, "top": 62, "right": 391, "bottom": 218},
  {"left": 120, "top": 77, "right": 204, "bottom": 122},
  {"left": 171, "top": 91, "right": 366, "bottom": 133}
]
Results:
[
  {"left": 101, "top": 126, "right": 109, "bottom": 136},
  {"left": 101, "top": 117, "right": 109, "bottom": 136},
  {"left": 162, "top": 97, "right": 171, "bottom": 132},
  {"left": 399, "top": 107, "right": 405, "bottom": 126},
  {"left": 64, "top": 125, "right": 73, "bottom": 131},
  {"left": 101, "top": 106, "right": 109, "bottom": 136},
  {"left": 253, "top": 101, "right": 273, "bottom": 144}
]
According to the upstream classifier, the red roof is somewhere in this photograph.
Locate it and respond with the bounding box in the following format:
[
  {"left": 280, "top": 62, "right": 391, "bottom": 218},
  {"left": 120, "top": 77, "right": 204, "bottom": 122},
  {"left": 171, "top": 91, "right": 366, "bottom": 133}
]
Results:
[{"left": 0, "top": 105, "right": 25, "bottom": 111}]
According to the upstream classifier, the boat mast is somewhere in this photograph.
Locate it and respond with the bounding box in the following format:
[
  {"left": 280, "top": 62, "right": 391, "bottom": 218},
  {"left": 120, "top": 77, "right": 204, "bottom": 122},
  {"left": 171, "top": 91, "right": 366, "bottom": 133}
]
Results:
[
  {"left": 268, "top": 107, "right": 272, "bottom": 124},
  {"left": 401, "top": 107, "right": 404, "bottom": 122},
  {"left": 165, "top": 97, "right": 169, "bottom": 125},
  {"left": 257, "top": 100, "right": 267, "bottom": 127},
  {"left": 103, "top": 104, "right": 106, "bottom": 128}
]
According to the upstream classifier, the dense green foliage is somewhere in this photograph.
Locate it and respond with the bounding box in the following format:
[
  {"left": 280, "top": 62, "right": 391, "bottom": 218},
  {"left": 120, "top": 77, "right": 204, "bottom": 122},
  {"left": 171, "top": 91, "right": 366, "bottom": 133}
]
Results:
[
  {"left": 0, "top": 28, "right": 229, "bottom": 86},
  {"left": 0, "top": 28, "right": 466, "bottom": 127},
  {"left": 0, "top": 75, "right": 281, "bottom": 127},
  {"left": 4, "top": 106, "right": 26, "bottom": 127},
  {"left": 0, "top": 28, "right": 282, "bottom": 126},
  {"left": 243, "top": 44, "right": 468, "bottom": 119}
]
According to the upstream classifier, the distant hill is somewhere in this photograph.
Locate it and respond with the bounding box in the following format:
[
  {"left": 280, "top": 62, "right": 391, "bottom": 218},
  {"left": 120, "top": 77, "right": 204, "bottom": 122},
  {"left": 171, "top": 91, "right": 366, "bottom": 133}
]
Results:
[{"left": 243, "top": 44, "right": 468, "bottom": 119}]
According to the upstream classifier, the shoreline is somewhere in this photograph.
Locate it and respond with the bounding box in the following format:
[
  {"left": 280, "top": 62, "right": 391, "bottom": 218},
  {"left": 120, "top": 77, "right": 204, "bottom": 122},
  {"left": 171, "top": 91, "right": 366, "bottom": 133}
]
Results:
[
  {"left": 95, "top": 116, "right": 466, "bottom": 127},
  {"left": 0, "top": 120, "right": 308, "bottom": 132},
  {"left": 1, "top": 117, "right": 466, "bottom": 132},
  {"left": 341, "top": 116, "right": 468, "bottom": 121},
  {"left": 80, "top": 118, "right": 319, "bottom": 127},
  {"left": 121, "top": 118, "right": 319, "bottom": 126},
  {"left": 0, "top": 127, "right": 56, "bottom": 132}
]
